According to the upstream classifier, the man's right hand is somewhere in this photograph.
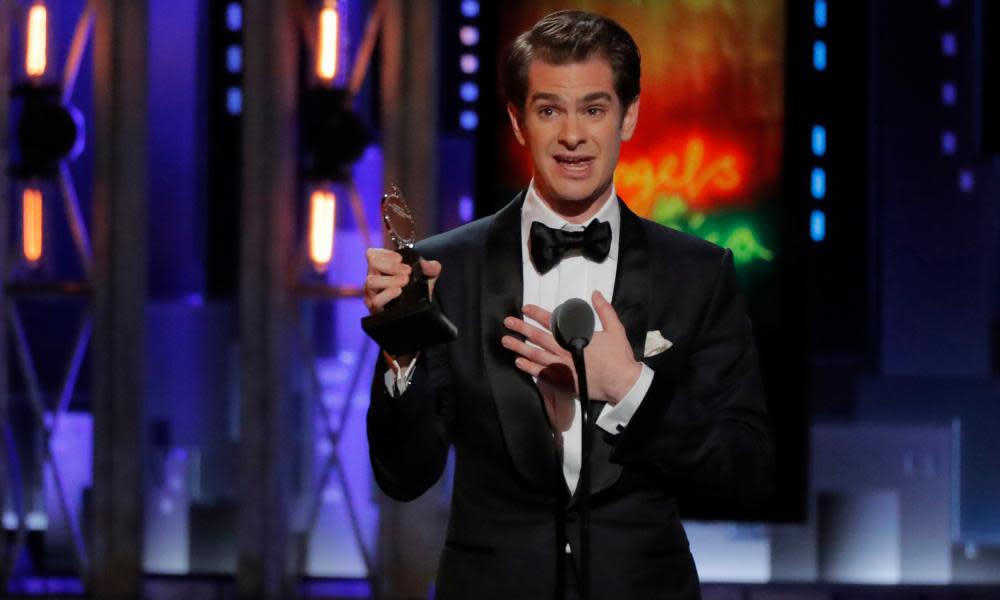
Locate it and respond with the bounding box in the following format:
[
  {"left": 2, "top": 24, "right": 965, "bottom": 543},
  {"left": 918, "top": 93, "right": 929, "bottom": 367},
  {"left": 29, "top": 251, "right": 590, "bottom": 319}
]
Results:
[
  {"left": 364, "top": 248, "right": 443, "bottom": 370},
  {"left": 363, "top": 248, "right": 442, "bottom": 315}
]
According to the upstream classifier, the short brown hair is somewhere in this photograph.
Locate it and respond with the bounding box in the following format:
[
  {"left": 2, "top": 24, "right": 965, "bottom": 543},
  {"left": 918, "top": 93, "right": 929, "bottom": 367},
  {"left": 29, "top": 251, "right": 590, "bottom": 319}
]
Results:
[{"left": 501, "top": 10, "right": 641, "bottom": 112}]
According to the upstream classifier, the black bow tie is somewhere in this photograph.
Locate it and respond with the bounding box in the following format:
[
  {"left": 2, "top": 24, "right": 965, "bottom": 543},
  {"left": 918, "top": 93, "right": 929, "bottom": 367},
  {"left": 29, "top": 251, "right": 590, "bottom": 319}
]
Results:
[{"left": 529, "top": 219, "right": 612, "bottom": 274}]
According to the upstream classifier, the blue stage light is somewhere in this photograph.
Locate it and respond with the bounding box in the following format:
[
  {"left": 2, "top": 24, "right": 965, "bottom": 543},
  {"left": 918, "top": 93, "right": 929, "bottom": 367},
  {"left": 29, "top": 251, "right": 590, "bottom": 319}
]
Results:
[
  {"left": 226, "top": 87, "right": 242, "bottom": 115},
  {"left": 811, "top": 167, "right": 826, "bottom": 199},
  {"left": 941, "top": 131, "right": 957, "bottom": 155},
  {"left": 226, "top": 45, "right": 242, "bottom": 73},
  {"left": 461, "top": 0, "right": 480, "bottom": 18},
  {"left": 811, "top": 125, "right": 826, "bottom": 156},
  {"left": 814, "top": 0, "right": 828, "bottom": 28},
  {"left": 226, "top": 3, "right": 242, "bottom": 31},
  {"left": 810, "top": 210, "right": 826, "bottom": 242},
  {"left": 460, "top": 25, "right": 480, "bottom": 46},
  {"left": 460, "top": 82, "right": 479, "bottom": 102},
  {"left": 941, "top": 81, "right": 957, "bottom": 105},
  {"left": 459, "top": 195, "right": 474, "bottom": 222},
  {"left": 813, "top": 41, "right": 827, "bottom": 71},
  {"left": 460, "top": 54, "right": 479, "bottom": 74},
  {"left": 959, "top": 169, "right": 974, "bottom": 193},
  {"left": 942, "top": 33, "right": 957, "bottom": 56},
  {"left": 460, "top": 110, "right": 478, "bottom": 131}
]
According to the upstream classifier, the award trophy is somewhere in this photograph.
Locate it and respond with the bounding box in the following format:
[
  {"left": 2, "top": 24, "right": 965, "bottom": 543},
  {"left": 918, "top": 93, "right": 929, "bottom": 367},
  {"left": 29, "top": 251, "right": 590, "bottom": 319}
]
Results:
[{"left": 361, "top": 185, "right": 458, "bottom": 356}]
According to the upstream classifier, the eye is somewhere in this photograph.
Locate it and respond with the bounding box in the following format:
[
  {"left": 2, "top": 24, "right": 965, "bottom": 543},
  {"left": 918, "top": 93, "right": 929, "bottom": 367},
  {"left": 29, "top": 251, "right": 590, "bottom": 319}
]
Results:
[
  {"left": 537, "top": 106, "right": 557, "bottom": 118},
  {"left": 586, "top": 106, "right": 606, "bottom": 117}
]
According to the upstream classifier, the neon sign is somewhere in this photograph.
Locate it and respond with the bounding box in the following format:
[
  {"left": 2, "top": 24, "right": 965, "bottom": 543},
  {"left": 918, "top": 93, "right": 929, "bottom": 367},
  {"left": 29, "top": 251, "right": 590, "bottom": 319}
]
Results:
[
  {"left": 616, "top": 138, "right": 773, "bottom": 266},
  {"left": 615, "top": 138, "right": 742, "bottom": 216}
]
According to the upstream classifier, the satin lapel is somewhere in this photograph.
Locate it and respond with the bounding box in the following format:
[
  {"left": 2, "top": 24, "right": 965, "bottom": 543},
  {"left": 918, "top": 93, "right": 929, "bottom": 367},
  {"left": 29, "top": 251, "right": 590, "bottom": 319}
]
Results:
[
  {"left": 588, "top": 199, "right": 650, "bottom": 498},
  {"left": 482, "top": 193, "right": 559, "bottom": 490}
]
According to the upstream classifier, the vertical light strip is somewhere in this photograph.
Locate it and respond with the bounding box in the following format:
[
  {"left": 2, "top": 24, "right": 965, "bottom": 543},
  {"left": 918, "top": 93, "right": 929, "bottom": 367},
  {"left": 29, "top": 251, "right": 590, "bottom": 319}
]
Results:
[
  {"left": 23, "top": 188, "right": 44, "bottom": 264},
  {"left": 309, "top": 190, "right": 336, "bottom": 271},
  {"left": 317, "top": 5, "right": 339, "bottom": 82},
  {"left": 26, "top": 3, "right": 48, "bottom": 77}
]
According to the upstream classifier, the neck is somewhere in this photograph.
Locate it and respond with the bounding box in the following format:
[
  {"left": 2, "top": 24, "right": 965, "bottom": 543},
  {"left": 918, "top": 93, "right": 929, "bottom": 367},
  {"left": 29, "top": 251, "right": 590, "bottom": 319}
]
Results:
[{"left": 535, "top": 183, "right": 614, "bottom": 225}]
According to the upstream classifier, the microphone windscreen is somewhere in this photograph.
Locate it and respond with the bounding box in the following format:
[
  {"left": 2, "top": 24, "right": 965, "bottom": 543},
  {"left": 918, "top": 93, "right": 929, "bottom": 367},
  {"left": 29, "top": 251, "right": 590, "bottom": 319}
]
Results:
[{"left": 552, "top": 298, "right": 595, "bottom": 351}]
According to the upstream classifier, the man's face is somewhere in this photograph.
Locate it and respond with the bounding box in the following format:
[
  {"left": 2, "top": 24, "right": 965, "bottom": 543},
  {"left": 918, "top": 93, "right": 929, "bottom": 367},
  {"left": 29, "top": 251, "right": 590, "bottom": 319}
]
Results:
[{"left": 508, "top": 56, "right": 639, "bottom": 218}]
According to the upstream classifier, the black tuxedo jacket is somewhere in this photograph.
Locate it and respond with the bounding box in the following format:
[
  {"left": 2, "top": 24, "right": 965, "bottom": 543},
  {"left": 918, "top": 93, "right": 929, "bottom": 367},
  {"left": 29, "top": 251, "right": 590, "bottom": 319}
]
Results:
[{"left": 368, "top": 194, "right": 773, "bottom": 599}]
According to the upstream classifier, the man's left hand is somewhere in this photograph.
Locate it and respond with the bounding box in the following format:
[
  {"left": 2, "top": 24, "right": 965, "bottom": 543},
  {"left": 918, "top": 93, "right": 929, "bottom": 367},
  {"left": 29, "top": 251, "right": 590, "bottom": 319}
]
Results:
[{"left": 501, "top": 290, "right": 642, "bottom": 405}]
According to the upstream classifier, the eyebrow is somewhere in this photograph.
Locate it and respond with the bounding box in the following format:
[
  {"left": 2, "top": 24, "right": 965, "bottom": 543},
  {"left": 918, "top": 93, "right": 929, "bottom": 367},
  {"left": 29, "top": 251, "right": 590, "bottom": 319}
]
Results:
[{"left": 527, "top": 91, "right": 614, "bottom": 105}]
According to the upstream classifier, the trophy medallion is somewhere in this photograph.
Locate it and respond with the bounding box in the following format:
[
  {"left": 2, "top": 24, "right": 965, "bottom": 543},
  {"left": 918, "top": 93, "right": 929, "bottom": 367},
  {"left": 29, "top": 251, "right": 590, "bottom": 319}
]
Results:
[{"left": 361, "top": 185, "right": 458, "bottom": 355}]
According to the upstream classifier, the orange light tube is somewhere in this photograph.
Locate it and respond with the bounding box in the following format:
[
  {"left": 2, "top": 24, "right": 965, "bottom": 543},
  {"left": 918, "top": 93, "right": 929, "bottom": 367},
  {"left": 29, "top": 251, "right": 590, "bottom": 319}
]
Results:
[
  {"left": 317, "top": 6, "right": 339, "bottom": 82},
  {"left": 309, "top": 190, "right": 336, "bottom": 271},
  {"left": 26, "top": 4, "right": 48, "bottom": 78},
  {"left": 23, "top": 188, "right": 44, "bottom": 264}
]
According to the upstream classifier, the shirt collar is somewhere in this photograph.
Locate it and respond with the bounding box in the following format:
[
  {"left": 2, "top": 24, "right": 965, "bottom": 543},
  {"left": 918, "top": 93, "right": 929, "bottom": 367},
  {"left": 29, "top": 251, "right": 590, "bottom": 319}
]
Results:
[{"left": 520, "top": 179, "right": 621, "bottom": 261}]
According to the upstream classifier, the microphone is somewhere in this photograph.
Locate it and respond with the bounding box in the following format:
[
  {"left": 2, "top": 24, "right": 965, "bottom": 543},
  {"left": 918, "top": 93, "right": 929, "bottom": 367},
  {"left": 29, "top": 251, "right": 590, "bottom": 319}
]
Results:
[
  {"left": 551, "top": 298, "right": 595, "bottom": 352},
  {"left": 551, "top": 297, "right": 596, "bottom": 600}
]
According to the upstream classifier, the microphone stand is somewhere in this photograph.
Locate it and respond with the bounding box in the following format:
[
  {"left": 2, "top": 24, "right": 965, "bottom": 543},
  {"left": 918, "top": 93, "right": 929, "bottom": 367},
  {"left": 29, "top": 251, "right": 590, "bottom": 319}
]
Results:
[{"left": 569, "top": 342, "right": 592, "bottom": 600}]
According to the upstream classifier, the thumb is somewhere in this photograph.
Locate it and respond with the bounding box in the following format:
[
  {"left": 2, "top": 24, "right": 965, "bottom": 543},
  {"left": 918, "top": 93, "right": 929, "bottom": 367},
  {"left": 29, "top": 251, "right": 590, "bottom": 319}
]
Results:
[
  {"left": 592, "top": 291, "right": 623, "bottom": 334},
  {"left": 420, "top": 259, "right": 442, "bottom": 279}
]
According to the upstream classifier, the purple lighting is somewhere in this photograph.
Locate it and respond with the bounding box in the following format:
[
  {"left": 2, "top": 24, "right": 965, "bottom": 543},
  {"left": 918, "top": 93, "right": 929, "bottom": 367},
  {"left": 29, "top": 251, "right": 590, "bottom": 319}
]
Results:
[
  {"left": 958, "top": 169, "right": 974, "bottom": 193},
  {"left": 941, "top": 81, "right": 957, "bottom": 105},
  {"left": 459, "top": 195, "right": 474, "bottom": 222},
  {"left": 941, "top": 131, "right": 957, "bottom": 155},
  {"left": 460, "top": 54, "right": 479, "bottom": 74},
  {"left": 941, "top": 32, "right": 957, "bottom": 56}
]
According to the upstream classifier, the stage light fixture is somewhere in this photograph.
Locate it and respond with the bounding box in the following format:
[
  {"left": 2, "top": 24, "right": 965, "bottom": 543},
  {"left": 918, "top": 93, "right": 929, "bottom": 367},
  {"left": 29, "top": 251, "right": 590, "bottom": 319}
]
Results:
[
  {"left": 941, "top": 131, "right": 957, "bottom": 156},
  {"left": 22, "top": 188, "right": 44, "bottom": 265},
  {"left": 460, "top": 82, "right": 479, "bottom": 102},
  {"left": 308, "top": 189, "right": 336, "bottom": 272},
  {"left": 317, "top": 4, "right": 339, "bottom": 82},
  {"left": 810, "top": 210, "right": 826, "bottom": 242},
  {"left": 460, "top": 0, "right": 480, "bottom": 19},
  {"left": 813, "top": 41, "right": 827, "bottom": 71},
  {"left": 226, "top": 45, "right": 242, "bottom": 73},
  {"left": 459, "top": 110, "right": 478, "bottom": 131},
  {"left": 941, "top": 81, "right": 956, "bottom": 105},
  {"left": 811, "top": 125, "right": 826, "bottom": 156},
  {"left": 26, "top": 2, "right": 48, "bottom": 78},
  {"left": 226, "top": 2, "right": 242, "bottom": 31},
  {"left": 941, "top": 32, "right": 957, "bottom": 57},
  {"left": 810, "top": 167, "right": 826, "bottom": 199},
  {"left": 226, "top": 86, "right": 242, "bottom": 115},
  {"left": 814, "top": 0, "right": 827, "bottom": 28}
]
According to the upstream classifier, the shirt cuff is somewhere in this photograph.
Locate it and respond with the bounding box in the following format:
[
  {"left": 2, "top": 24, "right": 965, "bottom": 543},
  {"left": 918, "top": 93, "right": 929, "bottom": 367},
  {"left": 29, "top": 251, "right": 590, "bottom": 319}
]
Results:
[
  {"left": 596, "top": 364, "right": 654, "bottom": 435},
  {"left": 382, "top": 354, "right": 419, "bottom": 396}
]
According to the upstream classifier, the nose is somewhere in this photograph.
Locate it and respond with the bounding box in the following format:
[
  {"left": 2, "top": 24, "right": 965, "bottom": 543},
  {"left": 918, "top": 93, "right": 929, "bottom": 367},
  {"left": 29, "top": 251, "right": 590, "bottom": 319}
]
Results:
[{"left": 558, "top": 112, "right": 584, "bottom": 149}]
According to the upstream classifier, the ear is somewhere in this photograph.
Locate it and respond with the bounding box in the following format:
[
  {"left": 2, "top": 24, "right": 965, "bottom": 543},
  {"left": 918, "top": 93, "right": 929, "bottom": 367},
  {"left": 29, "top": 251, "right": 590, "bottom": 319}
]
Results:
[
  {"left": 620, "top": 97, "right": 640, "bottom": 142},
  {"left": 506, "top": 103, "right": 527, "bottom": 146}
]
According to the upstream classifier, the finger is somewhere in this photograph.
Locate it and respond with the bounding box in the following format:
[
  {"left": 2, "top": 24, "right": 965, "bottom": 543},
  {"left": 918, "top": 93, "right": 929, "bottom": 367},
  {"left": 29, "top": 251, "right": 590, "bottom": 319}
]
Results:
[
  {"left": 592, "top": 291, "right": 625, "bottom": 335},
  {"left": 366, "top": 248, "right": 411, "bottom": 276},
  {"left": 365, "top": 273, "right": 410, "bottom": 292},
  {"left": 513, "top": 356, "right": 545, "bottom": 378},
  {"left": 420, "top": 259, "right": 442, "bottom": 279},
  {"left": 370, "top": 286, "right": 403, "bottom": 311},
  {"left": 504, "top": 316, "right": 565, "bottom": 356},
  {"left": 501, "top": 334, "right": 562, "bottom": 367},
  {"left": 521, "top": 304, "right": 553, "bottom": 330}
]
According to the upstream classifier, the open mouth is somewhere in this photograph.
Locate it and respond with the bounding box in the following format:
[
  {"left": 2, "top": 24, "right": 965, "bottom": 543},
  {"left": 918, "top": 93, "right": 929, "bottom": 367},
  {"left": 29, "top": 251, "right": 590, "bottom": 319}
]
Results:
[{"left": 554, "top": 155, "right": 594, "bottom": 175}]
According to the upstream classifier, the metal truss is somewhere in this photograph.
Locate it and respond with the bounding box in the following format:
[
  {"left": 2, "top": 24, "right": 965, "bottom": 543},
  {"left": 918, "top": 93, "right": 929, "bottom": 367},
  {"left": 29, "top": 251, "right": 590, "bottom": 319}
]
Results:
[{"left": 1, "top": 2, "right": 95, "bottom": 590}]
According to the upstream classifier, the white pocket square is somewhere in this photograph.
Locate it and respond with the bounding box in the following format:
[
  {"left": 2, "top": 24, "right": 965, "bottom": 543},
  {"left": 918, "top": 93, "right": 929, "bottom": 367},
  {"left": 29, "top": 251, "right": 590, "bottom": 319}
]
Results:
[{"left": 643, "top": 331, "right": 673, "bottom": 358}]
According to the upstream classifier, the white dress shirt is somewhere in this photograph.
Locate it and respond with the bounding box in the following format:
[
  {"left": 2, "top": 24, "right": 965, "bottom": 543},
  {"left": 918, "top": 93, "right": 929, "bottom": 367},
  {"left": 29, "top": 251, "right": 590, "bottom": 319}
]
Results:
[{"left": 386, "top": 181, "right": 654, "bottom": 494}]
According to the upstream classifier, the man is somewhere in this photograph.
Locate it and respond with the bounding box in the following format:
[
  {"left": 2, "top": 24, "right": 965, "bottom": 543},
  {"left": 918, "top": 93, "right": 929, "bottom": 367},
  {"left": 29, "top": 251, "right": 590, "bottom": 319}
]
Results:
[{"left": 364, "top": 10, "right": 772, "bottom": 599}]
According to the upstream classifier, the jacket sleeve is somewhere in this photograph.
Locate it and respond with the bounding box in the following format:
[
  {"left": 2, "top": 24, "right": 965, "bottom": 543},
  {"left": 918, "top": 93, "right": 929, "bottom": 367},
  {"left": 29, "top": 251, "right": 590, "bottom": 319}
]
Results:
[
  {"left": 367, "top": 344, "right": 454, "bottom": 501},
  {"left": 609, "top": 248, "right": 775, "bottom": 513}
]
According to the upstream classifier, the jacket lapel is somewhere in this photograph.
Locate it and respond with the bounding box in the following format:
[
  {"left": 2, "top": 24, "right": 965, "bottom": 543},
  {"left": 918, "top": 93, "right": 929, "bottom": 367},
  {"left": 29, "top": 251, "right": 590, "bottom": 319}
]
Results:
[
  {"left": 482, "top": 193, "right": 560, "bottom": 491},
  {"left": 582, "top": 199, "right": 650, "bottom": 501}
]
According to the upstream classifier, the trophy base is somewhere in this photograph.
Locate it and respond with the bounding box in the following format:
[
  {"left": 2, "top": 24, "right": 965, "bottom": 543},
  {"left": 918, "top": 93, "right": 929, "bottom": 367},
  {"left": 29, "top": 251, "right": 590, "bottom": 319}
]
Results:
[{"left": 361, "top": 299, "right": 458, "bottom": 356}]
